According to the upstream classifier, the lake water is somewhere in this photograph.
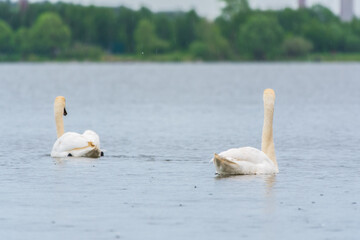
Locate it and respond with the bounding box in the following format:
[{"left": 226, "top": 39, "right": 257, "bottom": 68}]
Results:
[{"left": 0, "top": 63, "right": 360, "bottom": 240}]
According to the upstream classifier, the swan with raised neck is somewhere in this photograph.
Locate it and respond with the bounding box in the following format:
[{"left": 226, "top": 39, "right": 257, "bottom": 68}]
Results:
[
  {"left": 51, "top": 96, "right": 102, "bottom": 158},
  {"left": 261, "top": 89, "right": 277, "bottom": 169},
  {"left": 213, "top": 89, "right": 278, "bottom": 175},
  {"left": 54, "top": 96, "right": 66, "bottom": 138}
]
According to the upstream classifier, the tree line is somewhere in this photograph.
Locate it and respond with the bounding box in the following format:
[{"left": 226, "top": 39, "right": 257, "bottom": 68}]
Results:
[{"left": 0, "top": 0, "right": 360, "bottom": 61}]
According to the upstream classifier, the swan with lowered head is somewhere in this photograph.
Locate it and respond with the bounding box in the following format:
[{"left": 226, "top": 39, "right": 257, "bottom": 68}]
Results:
[
  {"left": 213, "top": 89, "right": 278, "bottom": 175},
  {"left": 51, "top": 96, "right": 102, "bottom": 158}
]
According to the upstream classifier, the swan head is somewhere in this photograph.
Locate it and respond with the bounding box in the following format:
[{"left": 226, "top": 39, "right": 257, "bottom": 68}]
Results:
[
  {"left": 263, "top": 89, "right": 275, "bottom": 104},
  {"left": 55, "top": 96, "right": 67, "bottom": 116}
]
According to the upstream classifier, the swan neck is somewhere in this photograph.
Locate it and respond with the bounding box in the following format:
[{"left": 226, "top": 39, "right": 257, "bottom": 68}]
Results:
[
  {"left": 261, "top": 99, "right": 277, "bottom": 169},
  {"left": 54, "top": 100, "right": 65, "bottom": 138}
]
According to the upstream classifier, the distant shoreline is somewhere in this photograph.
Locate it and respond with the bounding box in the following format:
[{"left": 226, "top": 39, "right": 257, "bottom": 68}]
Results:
[{"left": 2, "top": 2, "right": 360, "bottom": 62}]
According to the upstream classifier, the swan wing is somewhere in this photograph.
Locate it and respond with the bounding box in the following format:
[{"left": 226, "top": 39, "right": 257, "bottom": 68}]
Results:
[{"left": 82, "top": 130, "right": 100, "bottom": 148}]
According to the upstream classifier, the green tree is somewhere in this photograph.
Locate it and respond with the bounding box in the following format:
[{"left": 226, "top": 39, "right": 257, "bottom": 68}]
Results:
[
  {"left": 344, "top": 34, "right": 360, "bottom": 52},
  {"left": 310, "top": 5, "right": 338, "bottom": 23},
  {"left": 30, "top": 12, "right": 71, "bottom": 56},
  {"left": 215, "top": 1, "right": 252, "bottom": 53},
  {"left": 238, "top": 15, "right": 284, "bottom": 60},
  {"left": 89, "top": 7, "right": 117, "bottom": 50},
  {"left": 282, "top": 36, "right": 313, "bottom": 57},
  {"left": 174, "top": 10, "right": 200, "bottom": 50},
  {"left": 189, "top": 20, "right": 231, "bottom": 60},
  {"left": 154, "top": 14, "right": 176, "bottom": 49},
  {"left": 303, "top": 21, "right": 344, "bottom": 52},
  {"left": 13, "top": 27, "right": 31, "bottom": 56},
  {"left": 115, "top": 7, "right": 141, "bottom": 53},
  {"left": 220, "top": 0, "right": 250, "bottom": 20},
  {"left": 0, "top": 20, "right": 13, "bottom": 53},
  {"left": 134, "top": 19, "right": 169, "bottom": 54},
  {"left": 277, "top": 8, "right": 311, "bottom": 35}
]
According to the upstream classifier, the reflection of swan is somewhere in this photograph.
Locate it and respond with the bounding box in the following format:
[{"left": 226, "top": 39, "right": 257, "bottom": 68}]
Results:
[
  {"left": 213, "top": 89, "right": 278, "bottom": 175},
  {"left": 51, "top": 96, "right": 102, "bottom": 158}
]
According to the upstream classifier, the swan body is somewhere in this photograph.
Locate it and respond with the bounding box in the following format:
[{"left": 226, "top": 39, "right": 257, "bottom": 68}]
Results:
[
  {"left": 50, "top": 96, "right": 102, "bottom": 158},
  {"left": 213, "top": 89, "right": 278, "bottom": 175},
  {"left": 51, "top": 130, "right": 101, "bottom": 158},
  {"left": 214, "top": 147, "right": 278, "bottom": 175}
]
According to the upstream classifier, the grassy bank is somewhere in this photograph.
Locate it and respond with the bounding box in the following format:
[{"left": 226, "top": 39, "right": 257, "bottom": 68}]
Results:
[
  {"left": 305, "top": 53, "right": 360, "bottom": 62},
  {"left": 102, "top": 52, "right": 195, "bottom": 62},
  {"left": 2, "top": 52, "right": 360, "bottom": 63}
]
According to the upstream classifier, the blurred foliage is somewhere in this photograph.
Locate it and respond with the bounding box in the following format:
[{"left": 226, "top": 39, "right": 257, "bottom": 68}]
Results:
[
  {"left": 344, "top": 34, "right": 360, "bottom": 52},
  {"left": 59, "top": 43, "right": 103, "bottom": 60},
  {"left": 13, "top": 27, "right": 31, "bottom": 56},
  {"left": 0, "top": 0, "right": 360, "bottom": 61},
  {"left": 30, "top": 12, "right": 71, "bottom": 57},
  {"left": 238, "top": 15, "right": 284, "bottom": 60},
  {"left": 190, "top": 20, "right": 231, "bottom": 60},
  {"left": 220, "top": 0, "right": 250, "bottom": 20},
  {"left": 283, "top": 36, "right": 313, "bottom": 57},
  {"left": 0, "top": 19, "right": 13, "bottom": 53},
  {"left": 134, "top": 19, "right": 169, "bottom": 54}
]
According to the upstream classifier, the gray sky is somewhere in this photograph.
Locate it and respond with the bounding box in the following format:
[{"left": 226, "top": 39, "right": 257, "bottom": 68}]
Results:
[{"left": 25, "top": 0, "right": 360, "bottom": 19}]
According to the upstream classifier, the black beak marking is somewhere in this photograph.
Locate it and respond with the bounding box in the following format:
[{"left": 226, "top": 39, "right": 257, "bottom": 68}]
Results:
[{"left": 64, "top": 108, "right": 67, "bottom": 116}]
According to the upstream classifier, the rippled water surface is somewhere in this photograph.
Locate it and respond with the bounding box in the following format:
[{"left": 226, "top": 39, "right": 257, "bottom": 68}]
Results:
[{"left": 1, "top": 63, "right": 360, "bottom": 239}]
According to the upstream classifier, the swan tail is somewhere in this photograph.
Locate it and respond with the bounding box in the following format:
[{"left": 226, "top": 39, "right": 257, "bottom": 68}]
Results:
[
  {"left": 213, "top": 153, "right": 240, "bottom": 175},
  {"left": 69, "top": 142, "right": 101, "bottom": 158},
  {"left": 83, "top": 146, "right": 101, "bottom": 158}
]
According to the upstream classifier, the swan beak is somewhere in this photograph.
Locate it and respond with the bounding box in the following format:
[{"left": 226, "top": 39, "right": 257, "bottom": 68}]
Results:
[{"left": 63, "top": 108, "right": 67, "bottom": 116}]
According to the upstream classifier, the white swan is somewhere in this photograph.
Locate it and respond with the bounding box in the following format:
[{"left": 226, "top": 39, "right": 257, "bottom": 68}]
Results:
[
  {"left": 51, "top": 96, "right": 102, "bottom": 158},
  {"left": 213, "top": 89, "right": 278, "bottom": 175}
]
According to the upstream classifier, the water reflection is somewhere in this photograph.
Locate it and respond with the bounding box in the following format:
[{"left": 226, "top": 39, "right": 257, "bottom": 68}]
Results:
[
  {"left": 264, "top": 175, "right": 276, "bottom": 214},
  {"left": 265, "top": 175, "right": 276, "bottom": 196},
  {"left": 53, "top": 157, "right": 98, "bottom": 166},
  {"left": 263, "top": 175, "right": 277, "bottom": 239},
  {"left": 214, "top": 173, "right": 276, "bottom": 187},
  {"left": 215, "top": 174, "right": 277, "bottom": 211}
]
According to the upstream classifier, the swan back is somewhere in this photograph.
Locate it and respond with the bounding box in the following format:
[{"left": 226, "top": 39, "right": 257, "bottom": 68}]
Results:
[{"left": 214, "top": 147, "right": 278, "bottom": 175}]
